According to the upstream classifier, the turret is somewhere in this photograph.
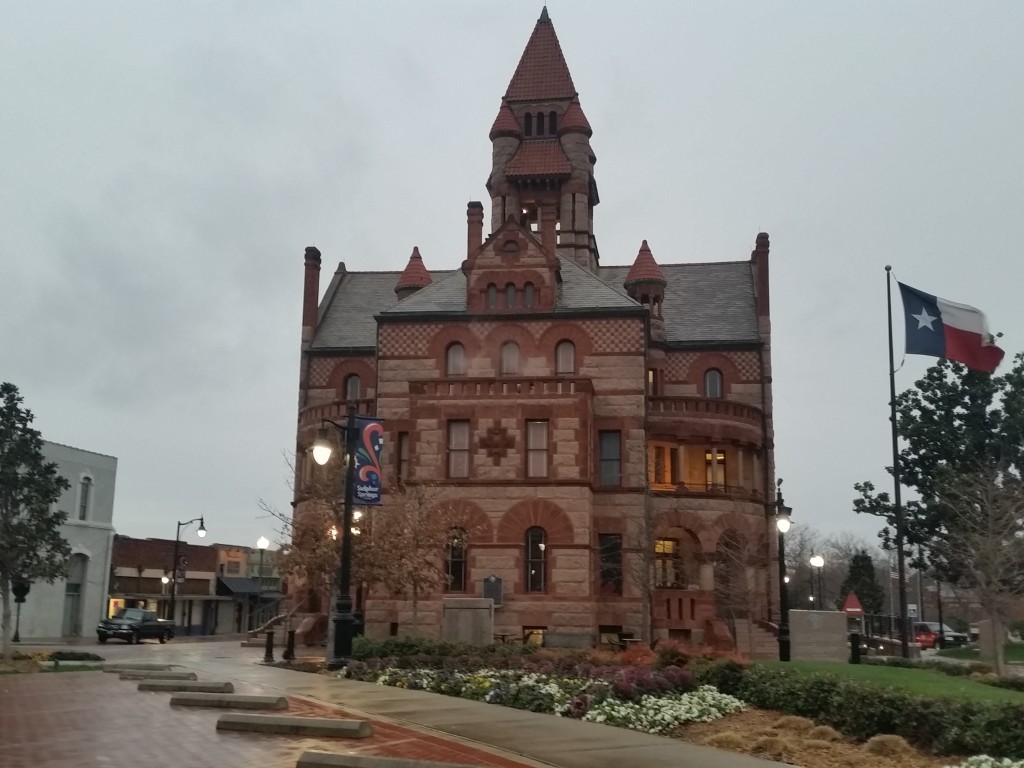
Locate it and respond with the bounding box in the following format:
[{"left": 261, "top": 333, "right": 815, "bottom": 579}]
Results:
[
  {"left": 624, "top": 240, "right": 667, "bottom": 341},
  {"left": 394, "top": 247, "right": 432, "bottom": 301}
]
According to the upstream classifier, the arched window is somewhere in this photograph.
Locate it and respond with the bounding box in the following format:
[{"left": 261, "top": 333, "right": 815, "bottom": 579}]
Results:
[
  {"left": 523, "top": 282, "right": 535, "bottom": 308},
  {"left": 525, "top": 526, "right": 547, "bottom": 592},
  {"left": 501, "top": 341, "right": 520, "bottom": 376},
  {"left": 536, "top": 112, "right": 545, "bottom": 135},
  {"left": 704, "top": 369, "right": 724, "bottom": 399},
  {"left": 486, "top": 283, "right": 498, "bottom": 309},
  {"left": 548, "top": 110, "right": 557, "bottom": 134},
  {"left": 446, "top": 343, "right": 465, "bottom": 376},
  {"left": 78, "top": 477, "right": 92, "bottom": 521},
  {"left": 555, "top": 340, "right": 575, "bottom": 375},
  {"left": 524, "top": 112, "right": 533, "bottom": 137},
  {"left": 344, "top": 374, "right": 361, "bottom": 401},
  {"left": 445, "top": 528, "right": 468, "bottom": 592},
  {"left": 505, "top": 283, "right": 516, "bottom": 308}
]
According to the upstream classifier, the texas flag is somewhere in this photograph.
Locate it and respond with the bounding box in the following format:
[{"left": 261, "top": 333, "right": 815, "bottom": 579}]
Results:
[{"left": 898, "top": 282, "right": 1004, "bottom": 373}]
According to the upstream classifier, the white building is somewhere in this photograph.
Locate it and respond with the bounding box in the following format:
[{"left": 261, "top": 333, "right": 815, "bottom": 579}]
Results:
[{"left": 16, "top": 442, "right": 117, "bottom": 640}]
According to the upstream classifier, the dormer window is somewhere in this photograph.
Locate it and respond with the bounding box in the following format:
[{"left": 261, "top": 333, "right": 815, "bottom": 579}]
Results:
[
  {"left": 505, "top": 283, "right": 516, "bottom": 308},
  {"left": 486, "top": 284, "right": 498, "bottom": 309}
]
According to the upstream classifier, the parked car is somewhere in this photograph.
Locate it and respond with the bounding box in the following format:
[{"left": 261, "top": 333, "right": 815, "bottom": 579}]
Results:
[
  {"left": 97, "top": 608, "right": 175, "bottom": 644},
  {"left": 913, "top": 622, "right": 969, "bottom": 649}
]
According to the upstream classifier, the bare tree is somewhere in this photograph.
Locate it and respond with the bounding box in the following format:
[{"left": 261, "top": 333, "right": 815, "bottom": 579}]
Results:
[
  {"left": 937, "top": 465, "right": 1024, "bottom": 676},
  {"left": 622, "top": 483, "right": 656, "bottom": 645}
]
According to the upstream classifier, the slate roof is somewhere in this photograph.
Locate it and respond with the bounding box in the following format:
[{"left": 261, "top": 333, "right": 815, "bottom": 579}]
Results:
[
  {"left": 504, "top": 9, "right": 577, "bottom": 102},
  {"left": 599, "top": 262, "right": 759, "bottom": 344},
  {"left": 311, "top": 259, "right": 759, "bottom": 351},
  {"left": 505, "top": 139, "right": 572, "bottom": 178}
]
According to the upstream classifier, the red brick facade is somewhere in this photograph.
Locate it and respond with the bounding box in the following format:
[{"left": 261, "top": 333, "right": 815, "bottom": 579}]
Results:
[{"left": 291, "top": 11, "right": 778, "bottom": 648}]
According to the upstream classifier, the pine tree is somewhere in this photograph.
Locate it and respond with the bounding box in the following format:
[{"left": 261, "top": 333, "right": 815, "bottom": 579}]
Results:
[
  {"left": 0, "top": 383, "right": 72, "bottom": 660},
  {"left": 837, "top": 550, "right": 885, "bottom": 615}
]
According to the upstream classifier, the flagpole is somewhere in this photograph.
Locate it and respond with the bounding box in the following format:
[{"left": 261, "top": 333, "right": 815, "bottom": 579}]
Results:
[{"left": 885, "top": 265, "right": 910, "bottom": 658}]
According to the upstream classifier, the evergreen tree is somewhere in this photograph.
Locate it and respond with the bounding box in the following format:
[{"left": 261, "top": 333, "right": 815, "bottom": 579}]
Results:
[
  {"left": 837, "top": 550, "right": 885, "bottom": 615},
  {"left": 0, "top": 383, "right": 71, "bottom": 660}
]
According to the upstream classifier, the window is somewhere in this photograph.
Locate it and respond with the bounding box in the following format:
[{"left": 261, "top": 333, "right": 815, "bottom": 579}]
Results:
[
  {"left": 536, "top": 112, "right": 545, "bottom": 135},
  {"left": 705, "top": 449, "right": 727, "bottom": 490},
  {"left": 523, "top": 282, "right": 535, "bottom": 308},
  {"left": 501, "top": 341, "right": 520, "bottom": 376},
  {"left": 555, "top": 340, "right": 575, "bottom": 375},
  {"left": 647, "top": 368, "right": 660, "bottom": 395},
  {"left": 548, "top": 110, "right": 557, "bottom": 134},
  {"left": 446, "top": 343, "right": 465, "bottom": 376},
  {"left": 598, "top": 431, "right": 621, "bottom": 486},
  {"left": 704, "top": 369, "right": 723, "bottom": 399},
  {"left": 649, "top": 444, "right": 674, "bottom": 486},
  {"left": 445, "top": 528, "right": 468, "bottom": 592},
  {"left": 486, "top": 284, "right": 498, "bottom": 309},
  {"left": 226, "top": 561, "right": 241, "bottom": 575},
  {"left": 525, "top": 527, "right": 546, "bottom": 592},
  {"left": 396, "top": 432, "right": 410, "bottom": 484},
  {"left": 654, "top": 538, "right": 680, "bottom": 588},
  {"left": 599, "top": 533, "right": 623, "bottom": 595},
  {"left": 448, "top": 421, "right": 470, "bottom": 478},
  {"left": 505, "top": 282, "right": 516, "bottom": 308},
  {"left": 524, "top": 112, "right": 533, "bottom": 137},
  {"left": 78, "top": 477, "right": 92, "bottom": 520},
  {"left": 344, "top": 374, "right": 361, "bottom": 400},
  {"left": 526, "top": 420, "right": 549, "bottom": 478}
]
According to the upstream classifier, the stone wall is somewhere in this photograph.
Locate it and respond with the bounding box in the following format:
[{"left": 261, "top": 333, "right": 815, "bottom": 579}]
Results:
[{"left": 790, "top": 610, "right": 848, "bottom": 662}]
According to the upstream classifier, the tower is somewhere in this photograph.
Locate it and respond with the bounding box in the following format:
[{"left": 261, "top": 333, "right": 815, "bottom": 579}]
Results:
[{"left": 486, "top": 7, "right": 599, "bottom": 271}]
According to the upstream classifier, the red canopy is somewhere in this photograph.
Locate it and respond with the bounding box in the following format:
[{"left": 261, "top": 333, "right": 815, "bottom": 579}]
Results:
[{"left": 842, "top": 593, "right": 864, "bottom": 615}]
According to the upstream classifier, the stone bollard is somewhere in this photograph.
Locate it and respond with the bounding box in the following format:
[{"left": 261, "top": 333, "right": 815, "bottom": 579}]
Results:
[
  {"left": 283, "top": 629, "right": 296, "bottom": 662},
  {"left": 263, "top": 630, "right": 275, "bottom": 663}
]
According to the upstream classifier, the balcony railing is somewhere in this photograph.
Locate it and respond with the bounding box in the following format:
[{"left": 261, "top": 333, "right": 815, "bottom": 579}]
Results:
[
  {"left": 647, "top": 396, "right": 761, "bottom": 423},
  {"left": 409, "top": 377, "right": 592, "bottom": 398},
  {"left": 648, "top": 482, "right": 764, "bottom": 501},
  {"left": 299, "top": 398, "right": 376, "bottom": 427}
]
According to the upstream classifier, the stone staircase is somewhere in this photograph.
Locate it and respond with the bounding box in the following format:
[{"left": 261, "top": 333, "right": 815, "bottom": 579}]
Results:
[{"left": 732, "top": 618, "right": 780, "bottom": 660}]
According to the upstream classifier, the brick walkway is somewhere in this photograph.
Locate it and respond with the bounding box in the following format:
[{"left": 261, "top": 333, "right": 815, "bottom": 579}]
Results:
[{"left": 0, "top": 671, "right": 532, "bottom": 768}]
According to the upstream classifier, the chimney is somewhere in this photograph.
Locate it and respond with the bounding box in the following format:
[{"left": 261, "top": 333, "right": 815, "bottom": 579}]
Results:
[
  {"left": 540, "top": 203, "right": 557, "bottom": 256},
  {"left": 751, "top": 232, "right": 770, "bottom": 317},
  {"left": 467, "top": 201, "right": 484, "bottom": 259},
  {"left": 302, "top": 246, "right": 321, "bottom": 342}
]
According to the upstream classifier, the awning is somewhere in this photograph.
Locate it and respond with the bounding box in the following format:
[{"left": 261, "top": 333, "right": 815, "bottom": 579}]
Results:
[{"left": 216, "top": 577, "right": 261, "bottom": 596}]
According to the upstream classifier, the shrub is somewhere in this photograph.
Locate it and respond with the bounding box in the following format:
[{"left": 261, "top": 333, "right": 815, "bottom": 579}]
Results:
[
  {"left": 749, "top": 735, "right": 795, "bottom": 761},
  {"left": 653, "top": 639, "right": 691, "bottom": 668},
  {"left": 620, "top": 644, "right": 657, "bottom": 667},
  {"left": 50, "top": 651, "right": 104, "bottom": 662},
  {"left": 804, "top": 739, "right": 836, "bottom": 752},
  {"left": 808, "top": 724, "right": 843, "bottom": 742},
  {"left": 351, "top": 636, "right": 530, "bottom": 660},
  {"left": 703, "top": 731, "right": 747, "bottom": 750},
  {"left": 691, "top": 658, "right": 749, "bottom": 694},
  {"left": 772, "top": 715, "right": 814, "bottom": 732},
  {"left": 864, "top": 734, "right": 913, "bottom": 756}
]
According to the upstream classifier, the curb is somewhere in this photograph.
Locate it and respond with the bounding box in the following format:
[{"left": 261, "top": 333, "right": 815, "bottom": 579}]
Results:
[
  {"left": 298, "top": 753, "right": 479, "bottom": 768},
  {"left": 170, "top": 692, "right": 288, "bottom": 710},
  {"left": 139, "top": 680, "right": 234, "bottom": 693},
  {"left": 215, "top": 714, "right": 373, "bottom": 738}
]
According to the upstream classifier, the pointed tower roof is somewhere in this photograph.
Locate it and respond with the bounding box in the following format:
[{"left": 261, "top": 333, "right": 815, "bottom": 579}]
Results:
[
  {"left": 624, "top": 240, "right": 667, "bottom": 286},
  {"left": 504, "top": 8, "right": 576, "bottom": 102},
  {"left": 395, "top": 247, "right": 432, "bottom": 295},
  {"left": 558, "top": 98, "right": 592, "bottom": 137},
  {"left": 489, "top": 102, "right": 522, "bottom": 140}
]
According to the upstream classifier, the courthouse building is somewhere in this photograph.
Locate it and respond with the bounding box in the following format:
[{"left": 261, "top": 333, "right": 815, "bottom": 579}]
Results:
[{"left": 292, "top": 9, "right": 778, "bottom": 650}]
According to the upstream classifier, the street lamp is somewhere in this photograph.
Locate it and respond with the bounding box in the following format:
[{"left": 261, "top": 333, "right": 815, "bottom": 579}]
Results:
[
  {"left": 809, "top": 554, "right": 825, "bottom": 606},
  {"left": 168, "top": 516, "right": 206, "bottom": 626},
  {"left": 256, "top": 535, "right": 270, "bottom": 628},
  {"left": 311, "top": 405, "right": 360, "bottom": 670},
  {"left": 772, "top": 478, "right": 793, "bottom": 662}
]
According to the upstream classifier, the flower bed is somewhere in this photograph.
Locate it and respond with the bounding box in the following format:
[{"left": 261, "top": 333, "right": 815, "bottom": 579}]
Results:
[{"left": 346, "top": 663, "right": 746, "bottom": 735}]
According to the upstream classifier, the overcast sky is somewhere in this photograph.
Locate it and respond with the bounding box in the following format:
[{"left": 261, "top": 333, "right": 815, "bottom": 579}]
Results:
[{"left": 3, "top": 2, "right": 1022, "bottom": 555}]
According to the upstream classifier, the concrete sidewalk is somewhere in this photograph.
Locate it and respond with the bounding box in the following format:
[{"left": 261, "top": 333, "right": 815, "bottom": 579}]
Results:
[{"left": 174, "top": 647, "right": 785, "bottom": 768}]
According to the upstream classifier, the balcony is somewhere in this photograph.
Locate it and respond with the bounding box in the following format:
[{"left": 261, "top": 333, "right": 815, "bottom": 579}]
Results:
[
  {"left": 648, "top": 482, "right": 764, "bottom": 503},
  {"left": 299, "top": 398, "right": 376, "bottom": 428},
  {"left": 647, "top": 396, "right": 761, "bottom": 423},
  {"left": 409, "top": 376, "right": 592, "bottom": 398},
  {"left": 647, "top": 396, "right": 763, "bottom": 445}
]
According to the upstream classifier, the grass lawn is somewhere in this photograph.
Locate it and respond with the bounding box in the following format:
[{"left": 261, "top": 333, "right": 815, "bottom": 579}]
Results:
[
  {"left": 758, "top": 660, "right": 1024, "bottom": 703},
  {"left": 937, "top": 644, "right": 1024, "bottom": 663}
]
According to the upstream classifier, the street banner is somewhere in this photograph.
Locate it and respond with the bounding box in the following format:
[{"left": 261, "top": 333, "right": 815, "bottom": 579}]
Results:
[{"left": 354, "top": 417, "right": 384, "bottom": 505}]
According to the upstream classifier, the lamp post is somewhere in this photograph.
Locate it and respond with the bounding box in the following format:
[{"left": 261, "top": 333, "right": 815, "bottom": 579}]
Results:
[
  {"left": 11, "top": 580, "right": 30, "bottom": 643},
  {"left": 311, "top": 405, "right": 360, "bottom": 670},
  {"left": 169, "top": 516, "right": 206, "bottom": 626},
  {"left": 772, "top": 479, "right": 793, "bottom": 662},
  {"left": 256, "top": 535, "right": 270, "bottom": 629},
  {"left": 809, "top": 554, "right": 825, "bottom": 606}
]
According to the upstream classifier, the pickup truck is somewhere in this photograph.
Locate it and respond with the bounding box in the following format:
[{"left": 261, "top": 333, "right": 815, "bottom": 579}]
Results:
[{"left": 97, "top": 608, "right": 175, "bottom": 644}]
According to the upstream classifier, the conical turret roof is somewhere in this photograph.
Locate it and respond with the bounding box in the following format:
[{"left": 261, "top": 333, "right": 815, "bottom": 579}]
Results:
[
  {"left": 489, "top": 102, "right": 522, "bottom": 140},
  {"left": 504, "top": 8, "right": 576, "bottom": 102},
  {"left": 624, "top": 240, "right": 667, "bottom": 286},
  {"left": 558, "top": 98, "right": 592, "bottom": 137},
  {"left": 395, "top": 247, "right": 432, "bottom": 294}
]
